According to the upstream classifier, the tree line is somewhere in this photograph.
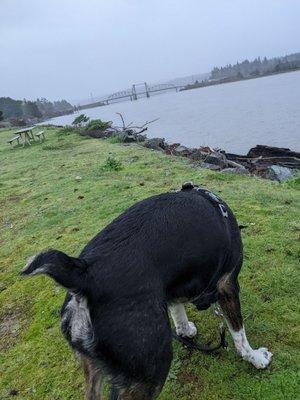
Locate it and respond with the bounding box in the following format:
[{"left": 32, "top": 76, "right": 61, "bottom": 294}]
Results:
[
  {"left": 0, "top": 97, "right": 73, "bottom": 123},
  {"left": 210, "top": 52, "right": 300, "bottom": 80}
]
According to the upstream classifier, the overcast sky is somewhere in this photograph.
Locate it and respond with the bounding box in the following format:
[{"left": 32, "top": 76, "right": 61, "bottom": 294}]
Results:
[{"left": 1, "top": 0, "right": 299, "bottom": 102}]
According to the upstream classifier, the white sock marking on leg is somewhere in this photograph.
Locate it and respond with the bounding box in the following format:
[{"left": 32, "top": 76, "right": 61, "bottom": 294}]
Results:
[
  {"left": 169, "top": 304, "right": 197, "bottom": 338},
  {"left": 229, "top": 326, "right": 273, "bottom": 369}
]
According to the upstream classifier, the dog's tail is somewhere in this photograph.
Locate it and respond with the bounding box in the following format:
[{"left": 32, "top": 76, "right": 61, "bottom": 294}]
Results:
[{"left": 21, "top": 249, "right": 89, "bottom": 292}]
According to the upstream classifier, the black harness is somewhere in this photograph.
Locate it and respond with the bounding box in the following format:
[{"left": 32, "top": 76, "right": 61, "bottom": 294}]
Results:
[
  {"left": 174, "top": 183, "right": 229, "bottom": 354},
  {"left": 181, "top": 181, "right": 228, "bottom": 218}
]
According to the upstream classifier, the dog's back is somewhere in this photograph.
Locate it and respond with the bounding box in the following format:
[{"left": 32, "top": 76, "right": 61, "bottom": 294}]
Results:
[{"left": 80, "top": 186, "right": 242, "bottom": 302}]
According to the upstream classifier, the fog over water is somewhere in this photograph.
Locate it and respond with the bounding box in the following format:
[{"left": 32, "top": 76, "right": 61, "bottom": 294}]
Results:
[
  {"left": 48, "top": 71, "right": 300, "bottom": 154},
  {"left": 1, "top": 0, "right": 299, "bottom": 101}
]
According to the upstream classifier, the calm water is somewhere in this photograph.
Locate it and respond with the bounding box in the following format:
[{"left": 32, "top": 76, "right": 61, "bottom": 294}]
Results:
[{"left": 48, "top": 71, "right": 300, "bottom": 154}]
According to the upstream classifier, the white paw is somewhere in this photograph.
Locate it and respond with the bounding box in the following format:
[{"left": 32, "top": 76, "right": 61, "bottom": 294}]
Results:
[
  {"left": 247, "top": 347, "right": 273, "bottom": 369},
  {"left": 176, "top": 321, "right": 197, "bottom": 338}
]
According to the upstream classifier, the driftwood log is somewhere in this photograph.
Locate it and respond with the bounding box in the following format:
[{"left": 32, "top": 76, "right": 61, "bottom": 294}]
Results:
[{"left": 226, "top": 145, "right": 300, "bottom": 172}]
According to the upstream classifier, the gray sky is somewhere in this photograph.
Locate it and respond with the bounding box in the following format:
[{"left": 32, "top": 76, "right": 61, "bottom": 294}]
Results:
[{"left": 1, "top": 0, "right": 299, "bottom": 103}]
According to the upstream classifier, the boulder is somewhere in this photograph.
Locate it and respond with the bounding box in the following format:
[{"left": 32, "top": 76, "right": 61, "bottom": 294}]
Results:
[
  {"left": 264, "top": 165, "right": 294, "bottom": 182},
  {"left": 190, "top": 149, "right": 206, "bottom": 161},
  {"left": 116, "top": 129, "right": 137, "bottom": 143},
  {"left": 205, "top": 153, "right": 228, "bottom": 168},
  {"left": 143, "top": 137, "right": 166, "bottom": 151},
  {"left": 172, "top": 145, "right": 192, "bottom": 157},
  {"left": 199, "top": 162, "right": 221, "bottom": 171},
  {"left": 164, "top": 143, "right": 181, "bottom": 155},
  {"left": 190, "top": 150, "right": 228, "bottom": 168}
]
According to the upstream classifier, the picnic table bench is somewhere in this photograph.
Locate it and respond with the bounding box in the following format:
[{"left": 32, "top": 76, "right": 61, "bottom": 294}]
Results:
[
  {"left": 7, "top": 135, "right": 21, "bottom": 146},
  {"left": 35, "top": 130, "right": 46, "bottom": 141}
]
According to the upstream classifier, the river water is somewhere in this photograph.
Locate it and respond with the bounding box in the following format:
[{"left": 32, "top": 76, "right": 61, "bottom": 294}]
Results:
[{"left": 48, "top": 71, "right": 300, "bottom": 154}]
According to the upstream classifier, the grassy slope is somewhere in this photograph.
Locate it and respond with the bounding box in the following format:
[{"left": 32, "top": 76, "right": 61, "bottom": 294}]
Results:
[{"left": 0, "top": 127, "right": 299, "bottom": 400}]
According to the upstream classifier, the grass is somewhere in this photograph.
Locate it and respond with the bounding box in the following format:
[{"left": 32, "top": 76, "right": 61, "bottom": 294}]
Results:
[{"left": 0, "top": 127, "right": 299, "bottom": 399}]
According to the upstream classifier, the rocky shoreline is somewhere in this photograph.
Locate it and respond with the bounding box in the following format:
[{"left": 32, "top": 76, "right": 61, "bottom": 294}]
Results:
[{"left": 47, "top": 123, "right": 300, "bottom": 182}]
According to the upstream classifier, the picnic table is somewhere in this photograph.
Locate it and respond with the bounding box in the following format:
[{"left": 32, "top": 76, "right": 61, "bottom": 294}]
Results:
[
  {"left": 15, "top": 126, "right": 36, "bottom": 146},
  {"left": 8, "top": 126, "right": 47, "bottom": 148}
]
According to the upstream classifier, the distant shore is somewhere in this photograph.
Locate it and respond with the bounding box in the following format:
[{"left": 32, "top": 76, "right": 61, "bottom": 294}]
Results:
[{"left": 180, "top": 67, "right": 300, "bottom": 92}]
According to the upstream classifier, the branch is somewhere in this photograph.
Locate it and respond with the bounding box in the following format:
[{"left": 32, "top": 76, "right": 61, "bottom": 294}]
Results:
[
  {"left": 129, "top": 118, "right": 160, "bottom": 129},
  {"left": 116, "top": 112, "right": 126, "bottom": 130},
  {"left": 114, "top": 114, "right": 159, "bottom": 131}
]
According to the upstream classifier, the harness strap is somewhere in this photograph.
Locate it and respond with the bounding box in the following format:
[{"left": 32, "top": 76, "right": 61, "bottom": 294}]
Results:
[{"left": 181, "top": 182, "right": 228, "bottom": 218}]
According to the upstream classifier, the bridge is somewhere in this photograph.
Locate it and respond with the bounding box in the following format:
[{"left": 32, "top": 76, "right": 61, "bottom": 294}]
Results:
[
  {"left": 105, "top": 82, "right": 181, "bottom": 104},
  {"left": 75, "top": 82, "right": 183, "bottom": 110}
]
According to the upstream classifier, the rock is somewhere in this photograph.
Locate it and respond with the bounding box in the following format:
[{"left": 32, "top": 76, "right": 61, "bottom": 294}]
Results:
[
  {"left": 199, "top": 162, "right": 221, "bottom": 171},
  {"left": 75, "top": 176, "right": 82, "bottom": 181},
  {"left": 264, "top": 165, "right": 294, "bottom": 182},
  {"left": 221, "top": 167, "right": 249, "bottom": 175},
  {"left": 164, "top": 143, "right": 180, "bottom": 155},
  {"left": 204, "top": 152, "right": 228, "bottom": 168},
  {"left": 190, "top": 149, "right": 206, "bottom": 161},
  {"left": 172, "top": 145, "right": 192, "bottom": 156},
  {"left": 117, "top": 130, "right": 137, "bottom": 143},
  {"left": 135, "top": 134, "right": 147, "bottom": 142},
  {"left": 143, "top": 138, "right": 165, "bottom": 151},
  {"left": 190, "top": 150, "right": 228, "bottom": 168}
]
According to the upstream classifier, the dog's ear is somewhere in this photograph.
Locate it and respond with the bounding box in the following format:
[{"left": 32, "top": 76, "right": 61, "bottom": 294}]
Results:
[{"left": 21, "top": 249, "right": 88, "bottom": 291}]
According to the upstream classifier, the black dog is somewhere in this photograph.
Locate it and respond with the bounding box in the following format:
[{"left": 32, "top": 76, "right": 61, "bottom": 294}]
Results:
[{"left": 22, "top": 183, "right": 272, "bottom": 400}]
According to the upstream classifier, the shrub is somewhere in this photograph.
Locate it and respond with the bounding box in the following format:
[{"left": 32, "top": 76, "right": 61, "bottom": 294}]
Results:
[
  {"left": 72, "top": 114, "right": 89, "bottom": 126},
  {"left": 85, "top": 119, "right": 112, "bottom": 131},
  {"left": 100, "top": 155, "right": 122, "bottom": 171}
]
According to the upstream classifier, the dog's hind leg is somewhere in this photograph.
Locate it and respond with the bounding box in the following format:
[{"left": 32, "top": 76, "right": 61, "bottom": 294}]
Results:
[
  {"left": 109, "top": 386, "right": 119, "bottom": 400},
  {"left": 81, "top": 355, "right": 102, "bottom": 400},
  {"left": 118, "top": 384, "right": 162, "bottom": 400},
  {"left": 217, "top": 274, "right": 272, "bottom": 369},
  {"left": 169, "top": 303, "right": 197, "bottom": 338}
]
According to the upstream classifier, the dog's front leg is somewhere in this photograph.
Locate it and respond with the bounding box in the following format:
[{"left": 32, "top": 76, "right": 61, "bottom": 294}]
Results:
[
  {"left": 227, "top": 326, "right": 273, "bottom": 369},
  {"left": 169, "top": 303, "right": 197, "bottom": 338}
]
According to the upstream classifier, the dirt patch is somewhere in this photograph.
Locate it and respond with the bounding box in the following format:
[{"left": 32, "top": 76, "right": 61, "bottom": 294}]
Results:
[
  {"left": 177, "top": 365, "right": 204, "bottom": 395},
  {"left": 0, "top": 306, "right": 29, "bottom": 353}
]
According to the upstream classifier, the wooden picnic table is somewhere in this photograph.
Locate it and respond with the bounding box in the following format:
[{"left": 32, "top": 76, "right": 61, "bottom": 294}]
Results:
[{"left": 15, "top": 126, "right": 36, "bottom": 146}]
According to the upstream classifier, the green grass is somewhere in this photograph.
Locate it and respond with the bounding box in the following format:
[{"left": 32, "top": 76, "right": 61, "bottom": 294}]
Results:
[{"left": 0, "top": 127, "right": 299, "bottom": 399}]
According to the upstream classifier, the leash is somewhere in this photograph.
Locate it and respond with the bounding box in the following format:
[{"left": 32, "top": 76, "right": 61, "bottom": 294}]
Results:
[
  {"left": 172, "top": 323, "right": 228, "bottom": 354},
  {"left": 173, "top": 303, "right": 228, "bottom": 354}
]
